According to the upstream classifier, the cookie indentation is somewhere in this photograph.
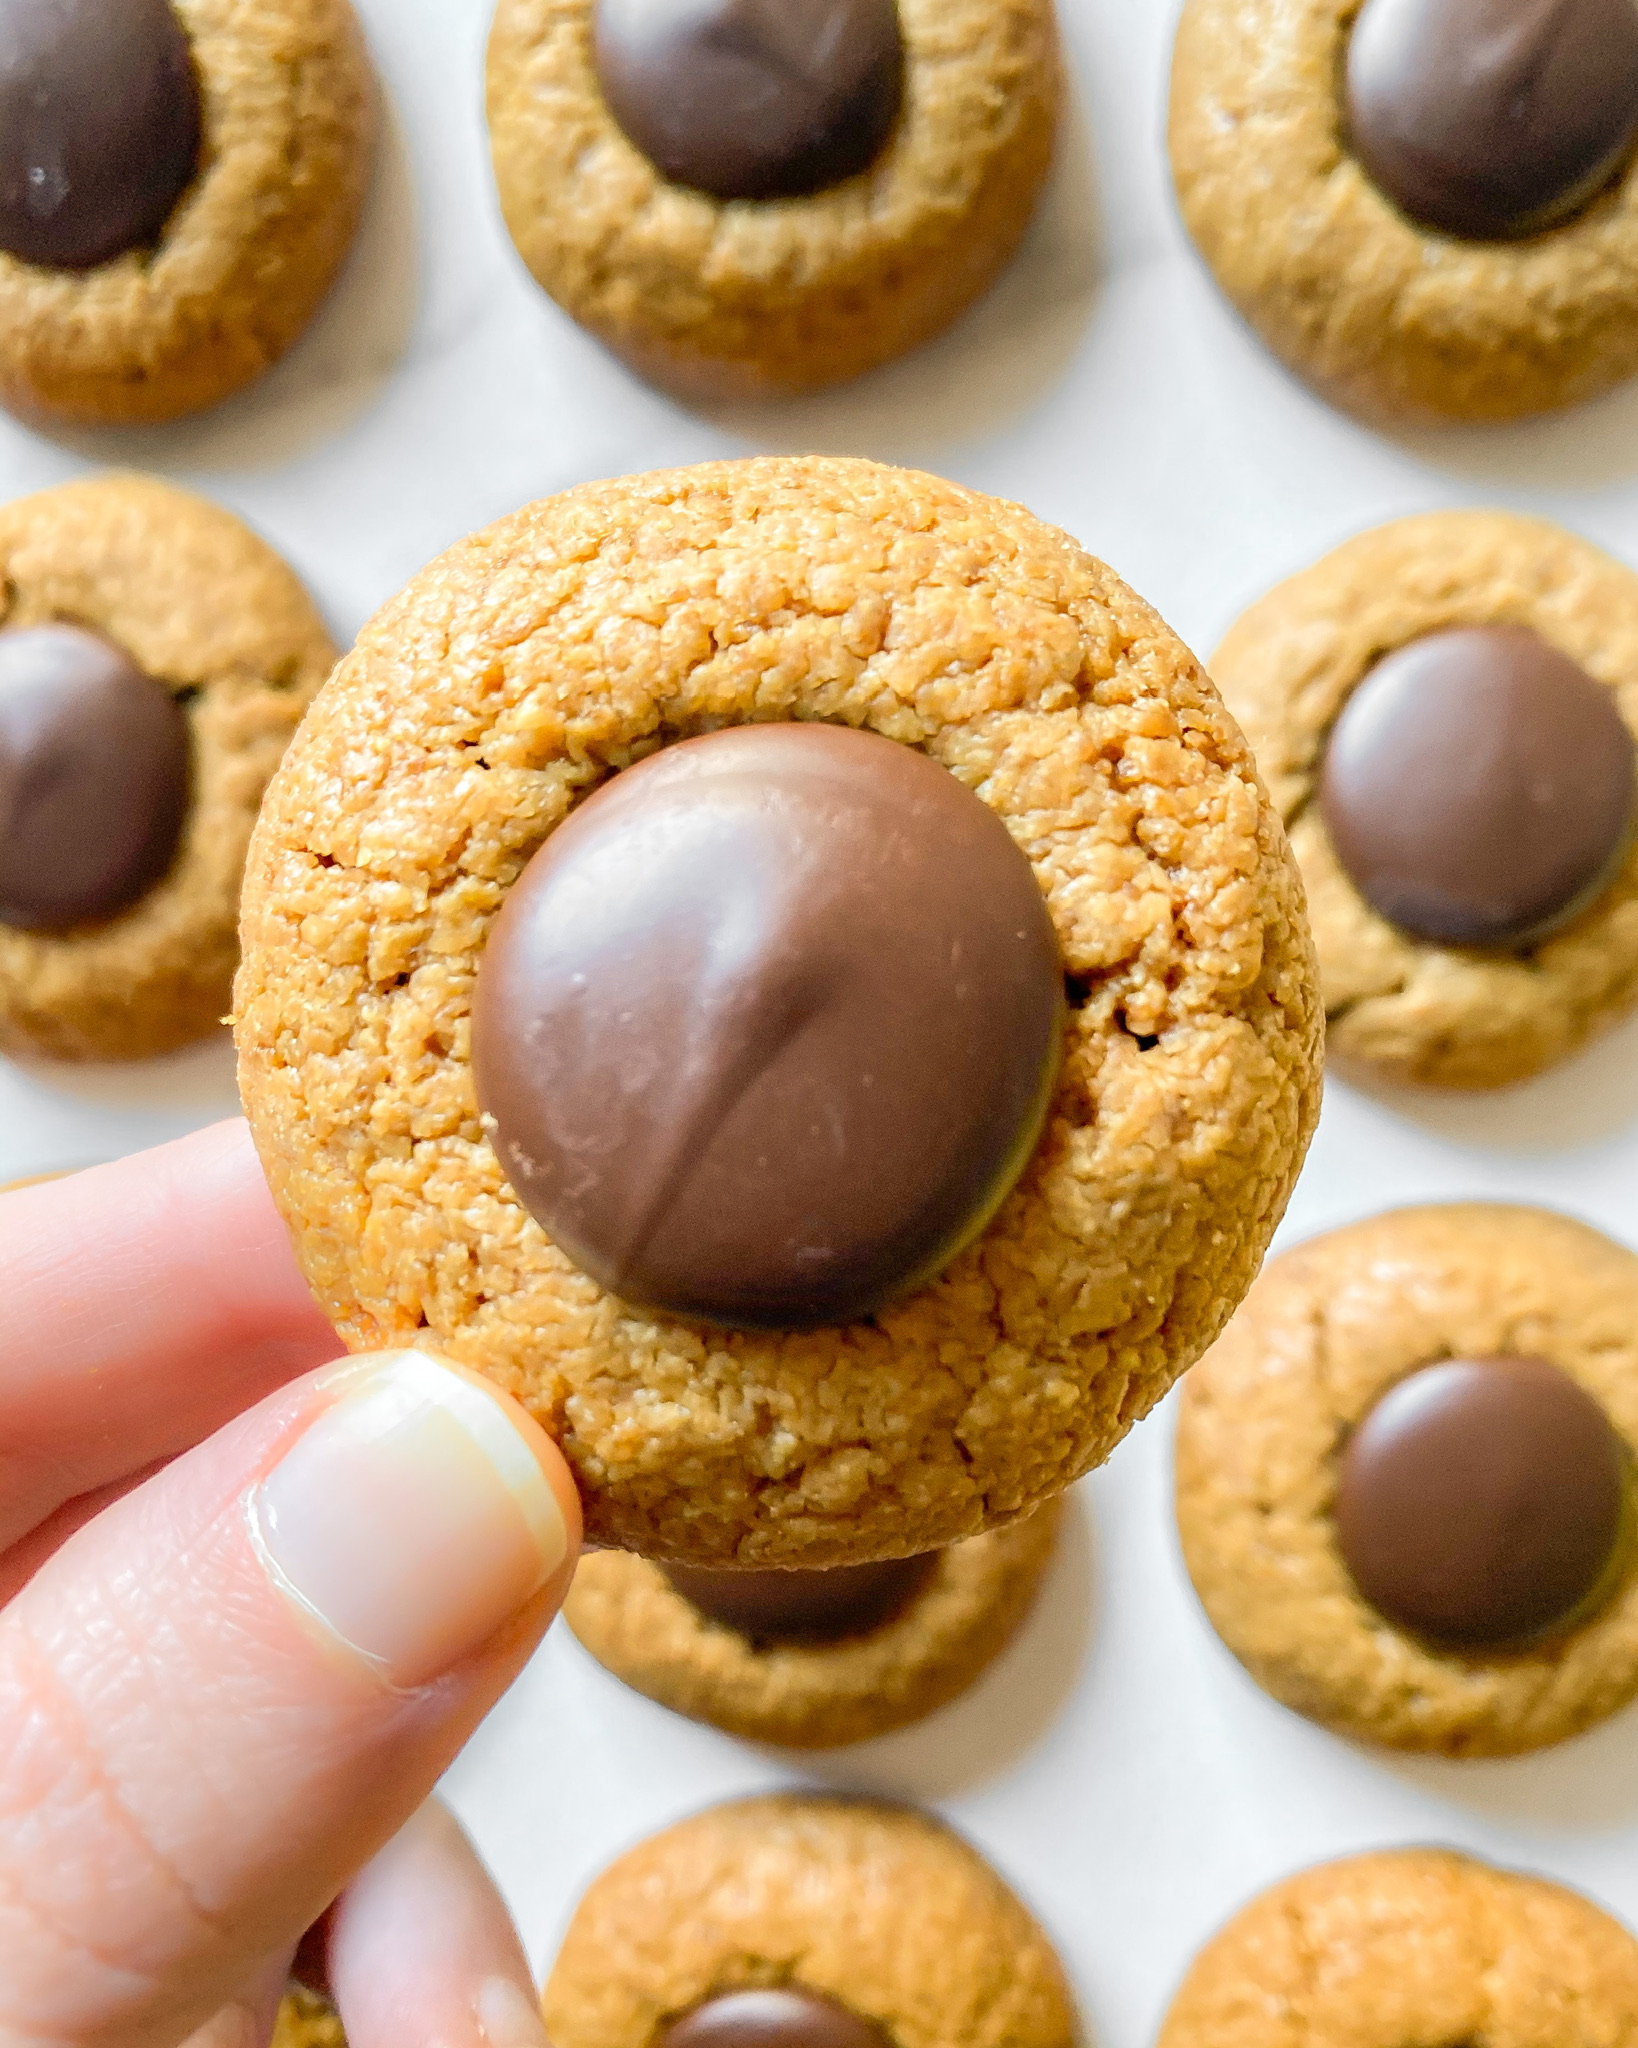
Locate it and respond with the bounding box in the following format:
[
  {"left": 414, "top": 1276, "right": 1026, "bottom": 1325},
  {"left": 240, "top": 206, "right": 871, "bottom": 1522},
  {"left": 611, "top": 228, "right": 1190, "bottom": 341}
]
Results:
[
  {"left": 593, "top": 0, "right": 904, "bottom": 202},
  {"left": 0, "top": 623, "right": 189, "bottom": 932},
  {"left": 0, "top": 0, "right": 201, "bottom": 271},
  {"left": 472, "top": 722, "right": 1064, "bottom": 1332},
  {"left": 1345, "top": 0, "right": 1638, "bottom": 241}
]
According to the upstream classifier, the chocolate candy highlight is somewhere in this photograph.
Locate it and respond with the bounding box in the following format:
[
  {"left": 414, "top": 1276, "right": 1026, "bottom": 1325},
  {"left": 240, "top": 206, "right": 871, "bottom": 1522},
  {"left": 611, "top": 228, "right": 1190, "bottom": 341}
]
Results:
[
  {"left": 0, "top": 624, "right": 190, "bottom": 932},
  {"left": 0, "top": 0, "right": 202, "bottom": 271},
  {"left": 661, "top": 1989, "right": 889, "bottom": 2048},
  {"left": 1336, "top": 1355, "right": 1632, "bottom": 1649},
  {"left": 661, "top": 1555, "right": 938, "bottom": 1644},
  {"left": 1319, "top": 624, "right": 1635, "bottom": 949},
  {"left": 593, "top": 0, "right": 904, "bottom": 202},
  {"left": 1345, "top": 0, "right": 1638, "bottom": 241},
  {"left": 472, "top": 723, "right": 1063, "bottom": 1331}
]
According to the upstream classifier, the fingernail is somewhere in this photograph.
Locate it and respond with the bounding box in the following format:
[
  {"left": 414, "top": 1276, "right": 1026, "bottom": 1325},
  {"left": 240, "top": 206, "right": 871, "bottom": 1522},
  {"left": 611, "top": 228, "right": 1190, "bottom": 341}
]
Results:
[
  {"left": 477, "top": 1975, "right": 552, "bottom": 2048},
  {"left": 248, "top": 1352, "right": 568, "bottom": 1688}
]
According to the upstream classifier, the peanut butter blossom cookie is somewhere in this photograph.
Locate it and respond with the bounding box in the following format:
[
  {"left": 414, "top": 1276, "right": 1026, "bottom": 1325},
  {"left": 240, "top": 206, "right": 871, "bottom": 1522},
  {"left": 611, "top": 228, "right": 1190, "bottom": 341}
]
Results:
[
  {"left": 485, "top": 0, "right": 1060, "bottom": 399},
  {"left": 543, "top": 1795, "right": 1077, "bottom": 2048},
  {"left": 1169, "top": 0, "right": 1638, "bottom": 421},
  {"left": 1212, "top": 511, "right": 1638, "bottom": 1089},
  {"left": 0, "top": 474, "right": 334, "bottom": 1063},
  {"left": 1159, "top": 1849, "right": 1638, "bottom": 2048},
  {"left": 564, "top": 1502, "right": 1060, "bottom": 1747},
  {"left": 235, "top": 456, "right": 1320, "bottom": 1567},
  {"left": 1176, "top": 1204, "right": 1638, "bottom": 1756},
  {"left": 0, "top": 0, "right": 374, "bottom": 424}
]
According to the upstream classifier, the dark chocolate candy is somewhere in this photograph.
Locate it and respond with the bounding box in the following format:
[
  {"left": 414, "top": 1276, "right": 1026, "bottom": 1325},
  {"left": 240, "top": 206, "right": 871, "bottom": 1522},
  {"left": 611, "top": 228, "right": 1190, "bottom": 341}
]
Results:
[
  {"left": 1319, "top": 624, "right": 1635, "bottom": 949},
  {"left": 592, "top": 0, "right": 903, "bottom": 202},
  {"left": 661, "top": 1554, "right": 938, "bottom": 1643},
  {"left": 472, "top": 722, "right": 1063, "bottom": 1331},
  {"left": 0, "top": 623, "right": 190, "bottom": 931},
  {"left": 1336, "top": 1354, "right": 1631, "bottom": 1649},
  {"left": 0, "top": 0, "right": 202, "bottom": 271},
  {"left": 1345, "top": 0, "right": 1638, "bottom": 240},
  {"left": 661, "top": 1989, "right": 889, "bottom": 2048}
]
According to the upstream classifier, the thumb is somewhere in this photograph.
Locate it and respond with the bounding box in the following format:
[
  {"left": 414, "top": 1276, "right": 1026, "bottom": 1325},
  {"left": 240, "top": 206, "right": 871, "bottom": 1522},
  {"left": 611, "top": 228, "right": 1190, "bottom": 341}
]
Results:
[{"left": 0, "top": 1348, "right": 579, "bottom": 2048}]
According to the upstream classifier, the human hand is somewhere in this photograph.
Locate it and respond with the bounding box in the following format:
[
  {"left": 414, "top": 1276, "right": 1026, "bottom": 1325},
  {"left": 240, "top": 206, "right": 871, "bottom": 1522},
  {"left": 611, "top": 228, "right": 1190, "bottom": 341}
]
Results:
[{"left": 0, "top": 1120, "right": 582, "bottom": 2048}]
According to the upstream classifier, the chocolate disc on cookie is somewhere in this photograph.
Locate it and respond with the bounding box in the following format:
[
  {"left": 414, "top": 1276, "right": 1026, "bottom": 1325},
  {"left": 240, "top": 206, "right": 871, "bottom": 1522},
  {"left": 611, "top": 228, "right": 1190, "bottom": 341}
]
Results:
[
  {"left": 661, "top": 1557, "right": 938, "bottom": 1644},
  {"left": 594, "top": 0, "right": 904, "bottom": 202},
  {"left": 1345, "top": 0, "right": 1638, "bottom": 241},
  {"left": 1319, "top": 624, "right": 1635, "bottom": 950},
  {"left": 1336, "top": 1355, "right": 1631, "bottom": 1648},
  {"left": 473, "top": 722, "right": 1064, "bottom": 1331},
  {"left": 0, "top": 624, "right": 190, "bottom": 932},
  {"left": 0, "top": 0, "right": 202, "bottom": 271}
]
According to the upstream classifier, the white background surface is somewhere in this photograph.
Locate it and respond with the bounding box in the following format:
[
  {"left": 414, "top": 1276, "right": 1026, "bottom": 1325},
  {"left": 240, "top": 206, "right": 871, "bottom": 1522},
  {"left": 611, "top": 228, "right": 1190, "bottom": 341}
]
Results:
[{"left": 8, "top": 0, "right": 1638, "bottom": 2039}]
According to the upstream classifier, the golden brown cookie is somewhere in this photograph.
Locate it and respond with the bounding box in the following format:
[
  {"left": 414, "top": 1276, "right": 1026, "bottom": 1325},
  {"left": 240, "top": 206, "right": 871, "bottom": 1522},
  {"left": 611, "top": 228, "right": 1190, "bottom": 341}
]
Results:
[
  {"left": 273, "top": 1986, "right": 345, "bottom": 2048},
  {"left": 1169, "top": 0, "right": 1638, "bottom": 423},
  {"left": 0, "top": 473, "right": 336, "bottom": 1063},
  {"left": 485, "top": 0, "right": 1060, "bottom": 402},
  {"left": 564, "top": 1501, "right": 1060, "bottom": 1747},
  {"left": 544, "top": 1794, "right": 1077, "bottom": 2048},
  {"left": 1211, "top": 510, "right": 1638, "bottom": 1091},
  {"left": 234, "top": 454, "right": 1321, "bottom": 1567},
  {"left": 0, "top": 0, "right": 375, "bottom": 427},
  {"left": 1177, "top": 1203, "right": 1638, "bottom": 1757},
  {"left": 1158, "top": 1848, "right": 1638, "bottom": 2048}
]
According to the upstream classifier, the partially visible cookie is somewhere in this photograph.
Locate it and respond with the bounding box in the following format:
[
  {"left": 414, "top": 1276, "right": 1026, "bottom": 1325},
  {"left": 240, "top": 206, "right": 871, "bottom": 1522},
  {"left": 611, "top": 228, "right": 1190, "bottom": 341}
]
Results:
[
  {"left": 564, "top": 1501, "right": 1060, "bottom": 1747},
  {"left": 0, "top": 474, "right": 336, "bottom": 1063},
  {"left": 1169, "top": 0, "right": 1638, "bottom": 422},
  {"left": 544, "top": 1794, "right": 1077, "bottom": 2048},
  {"left": 1158, "top": 1849, "right": 1638, "bottom": 2048},
  {"left": 273, "top": 1987, "right": 345, "bottom": 2048},
  {"left": 1177, "top": 1203, "right": 1638, "bottom": 1757},
  {"left": 485, "top": 0, "right": 1060, "bottom": 400},
  {"left": 0, "top": 0, "right": 375, "bottom": 426},
  {"left": 1212, "top": 511, "right": 1638, "bottom": 1090}
]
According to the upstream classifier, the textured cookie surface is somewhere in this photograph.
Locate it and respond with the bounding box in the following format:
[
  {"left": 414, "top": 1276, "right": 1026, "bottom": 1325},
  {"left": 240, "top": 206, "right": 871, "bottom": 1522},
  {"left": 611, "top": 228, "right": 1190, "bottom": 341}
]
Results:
[
  {"left": 235, "top": 454, "right": 1320, "bottom": 1567},
  {"left": 544, "top": 1794, "right": 1076, "bottom": 2048},
  {"left": 0, "top": 0, "right": 373, "bottom": 426},
  {"left": 1177, "top": 1204, "right": 1638, "bottom": 1756},
  {"left": 1158, "top": 1849, "right": 1638, "bottom": 2048},
  {"left": 0, "top": 475, "right": 336, "bottom": 1062},
  {"left": 1169, "top": 0, "right": 1638, "bottom": 422},
  {"left": 564, "top": 1501, "right": 1060, "bottom": 1747},
  {"left": 486, "top": 0, "right": 1059, "bottom": 399},
  {"left": 1212, "top": 510, "right": 1638, "bottom": 1090}
]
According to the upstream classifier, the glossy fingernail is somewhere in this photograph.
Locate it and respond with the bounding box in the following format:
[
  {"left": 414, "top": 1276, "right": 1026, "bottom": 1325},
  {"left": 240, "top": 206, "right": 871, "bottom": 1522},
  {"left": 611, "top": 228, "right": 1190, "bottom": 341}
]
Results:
[
  {"left": 248, "top": 1351, "right": 568, "bottom": 1688},
  {"left": 477, "top": 1975, "right": 552, "bottom": 2048}
]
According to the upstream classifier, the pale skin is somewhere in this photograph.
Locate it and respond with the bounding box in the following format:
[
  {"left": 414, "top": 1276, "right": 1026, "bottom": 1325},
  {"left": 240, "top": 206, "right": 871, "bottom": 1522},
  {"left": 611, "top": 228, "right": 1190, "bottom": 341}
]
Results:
[{"left": 0, "top": 1121, "right": 584, "bottom": 2048}]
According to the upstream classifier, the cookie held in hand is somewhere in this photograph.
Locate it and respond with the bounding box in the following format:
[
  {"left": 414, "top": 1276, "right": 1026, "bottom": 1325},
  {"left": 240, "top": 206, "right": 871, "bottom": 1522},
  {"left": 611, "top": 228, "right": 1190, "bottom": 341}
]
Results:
[{"left": 234, "top": 454, "right": 1320, "bottom": 1567}]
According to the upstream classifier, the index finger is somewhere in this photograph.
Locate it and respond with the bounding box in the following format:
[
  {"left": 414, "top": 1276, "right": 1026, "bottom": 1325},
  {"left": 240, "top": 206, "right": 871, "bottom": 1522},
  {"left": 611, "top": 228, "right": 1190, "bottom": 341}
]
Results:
[{"left": 0, "top": 1119, "right": 338, "bottom": 1551}]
